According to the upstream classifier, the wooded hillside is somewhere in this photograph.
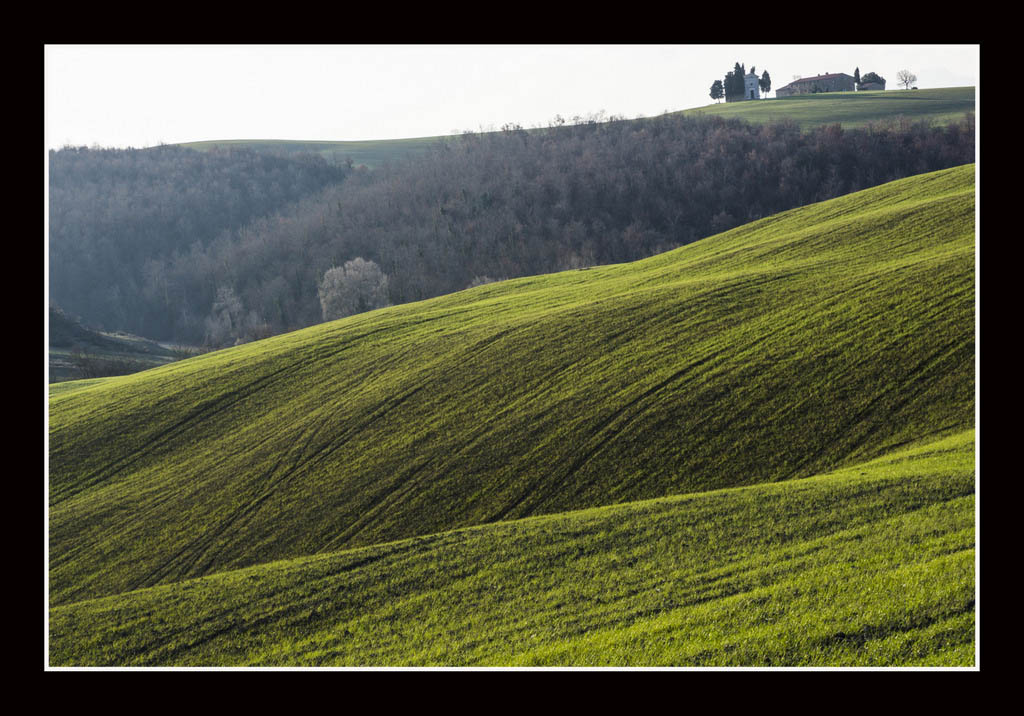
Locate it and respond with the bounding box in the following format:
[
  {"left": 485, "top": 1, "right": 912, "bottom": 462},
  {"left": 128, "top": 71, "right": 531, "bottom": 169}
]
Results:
[{"left": 49, "top": 112, "right": 975, "bottom": 346}]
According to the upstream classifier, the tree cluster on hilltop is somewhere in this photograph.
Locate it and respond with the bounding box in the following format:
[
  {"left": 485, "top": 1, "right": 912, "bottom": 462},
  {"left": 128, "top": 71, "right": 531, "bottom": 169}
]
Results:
[
  {"left": 724, "top": 63, "right": 747, "bottom": 101},
  {"left": 712, "top": 63, "right": 771, "bottom": 102},
  {"left": 49, "top": 112, "right": 975, "bottom": 347},
  {"left": 859, "top": 71, "right": 887, "bottom": 88}
]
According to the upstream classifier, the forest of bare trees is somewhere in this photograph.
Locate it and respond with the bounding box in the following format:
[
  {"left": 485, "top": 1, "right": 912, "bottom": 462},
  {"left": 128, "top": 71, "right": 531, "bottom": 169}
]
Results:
[
  {"left": 49, "top": 111, "right": 975, "bottom": 347},
  {"left": 48, "top": 145, "right": 349, "bottom": 342}
]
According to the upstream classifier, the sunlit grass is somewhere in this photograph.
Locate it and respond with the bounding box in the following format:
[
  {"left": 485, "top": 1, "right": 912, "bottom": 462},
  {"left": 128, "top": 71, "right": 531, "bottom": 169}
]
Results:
[
  {"left": 682, "top": 87, "right": 975, "bottom": 129},
  {"left": 50, "top": 430, "right": 974, "bottom": 666},
  {"left": 48, "top": 165, "right": 975, "bottom": 666}
]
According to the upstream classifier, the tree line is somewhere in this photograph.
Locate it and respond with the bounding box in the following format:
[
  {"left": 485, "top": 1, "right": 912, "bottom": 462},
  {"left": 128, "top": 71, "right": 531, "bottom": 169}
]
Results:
[
  {"left": 711, "top": 62, "right": 771, "bottom": 102},
  {"left": 50, "top": 111, "right": 975, "bottom": 347},
  {"left": 48, "top": 144, "right": 349, "bottom": 340}
]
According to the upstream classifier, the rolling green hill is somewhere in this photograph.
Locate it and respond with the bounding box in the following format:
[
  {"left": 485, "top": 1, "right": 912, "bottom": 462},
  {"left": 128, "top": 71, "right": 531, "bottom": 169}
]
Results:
[
  {"left": 50, "top": 429, "right": 974, "bottom": 666},
  {"left": 682, "top": 87, "right": 976, "bottom": 130},
  {"left": 48, "top": 164, "right": 976, "bottom": 665}
]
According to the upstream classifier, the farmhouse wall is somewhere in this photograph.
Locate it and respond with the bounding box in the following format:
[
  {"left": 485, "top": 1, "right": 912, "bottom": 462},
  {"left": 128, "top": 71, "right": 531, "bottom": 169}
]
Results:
[{"left": 776, "top": 73, "right": 857, "bottom": 97}]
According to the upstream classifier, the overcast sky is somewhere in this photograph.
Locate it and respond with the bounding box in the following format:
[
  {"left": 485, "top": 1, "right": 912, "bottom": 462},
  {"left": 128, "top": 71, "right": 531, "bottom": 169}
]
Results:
[{"left": 44, "top": 44, "right": 980, "bottom": 149}]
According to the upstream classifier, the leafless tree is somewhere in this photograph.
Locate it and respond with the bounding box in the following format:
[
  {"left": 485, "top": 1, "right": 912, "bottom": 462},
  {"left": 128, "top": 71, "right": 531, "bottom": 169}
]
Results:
[
  {"left": 468, "top": 275, "right": 505, "bottom": 288},
  {"left": 204, "top": 286, "right": 244, "bottom": 347},
  {"left": 318, "top": 258, "right": 391, "bottom": 322},
  {"left": 897, "top": 69, "right": 918, "bottom": 90}
]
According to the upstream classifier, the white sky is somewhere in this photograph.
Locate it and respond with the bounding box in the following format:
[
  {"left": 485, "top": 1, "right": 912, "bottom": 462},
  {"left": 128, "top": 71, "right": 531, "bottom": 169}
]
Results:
[{"left": 44, "top": 44, "right": 980, "bottom": 149}]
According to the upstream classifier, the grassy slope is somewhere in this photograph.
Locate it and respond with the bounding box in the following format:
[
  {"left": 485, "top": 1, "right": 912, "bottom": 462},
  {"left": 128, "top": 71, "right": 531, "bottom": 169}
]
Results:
[
  {"left": 179, "top": 88, "right": 974, "bottom": 165},
  {"left": 680, "top": 87, "right": 975, "bottom": 130},
  {"left": 49, "top": 165, "right": 976, "bottom": 615},
  {"left": 50, "top": 429, "right": 974, "bottom": 666},
  {"left": 48, "top": 377, "right": 118, "bottom": 397}
]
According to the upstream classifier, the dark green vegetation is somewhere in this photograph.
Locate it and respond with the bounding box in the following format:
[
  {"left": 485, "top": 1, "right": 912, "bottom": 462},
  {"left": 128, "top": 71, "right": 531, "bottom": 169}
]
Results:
[
  {"left": 49, "top": 165, "right": 975, "bottom": 665},
  {"left": 683, "top": 87, "right": 976, "bottom": 130},
  {"left": 717, "top": 61, "right": 769, "bottom": 102}
]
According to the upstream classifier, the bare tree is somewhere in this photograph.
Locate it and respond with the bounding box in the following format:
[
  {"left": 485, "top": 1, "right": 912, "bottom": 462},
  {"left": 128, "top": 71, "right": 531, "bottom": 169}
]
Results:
[
  {"left": 67, "top": 347, "right": 147, "bottom": 379},
  {"left": 468, "top": 275, "right": 505, "bottom": 288},
  {"left": 204, "top": 286, "right": 244, "bottom": 347},
  {"left": 897, "top": 69, "right": 918, "bottom": 90},
  {"left": 318, "top": 258, "right": 391, "bottom": 322}
]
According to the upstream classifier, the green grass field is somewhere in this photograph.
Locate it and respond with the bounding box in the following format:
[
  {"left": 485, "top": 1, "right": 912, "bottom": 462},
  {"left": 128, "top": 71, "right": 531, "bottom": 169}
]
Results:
[
  {"left": 682, "top": 87, "right": 976, "bottom": 130},
  {"left": 48, "top": 164, "right": 976, "bottom": 666},
  {"left": 50, "top": 429, "right": 974, "bottom": 666}
]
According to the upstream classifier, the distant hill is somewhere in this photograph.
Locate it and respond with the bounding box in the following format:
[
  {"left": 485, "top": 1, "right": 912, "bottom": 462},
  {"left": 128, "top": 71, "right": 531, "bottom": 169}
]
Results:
[
  {"left": 50, "top": 306, "right": 126, "bottom": 352},
  {"left": 48, "top": 307, "right": 183, "bottom": 382},
  {"left": 682, "top": 86, "right": 975, "bottom": 130},
  {"left": 177, "top": 87, "right": 975, "bottom": 169}
]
